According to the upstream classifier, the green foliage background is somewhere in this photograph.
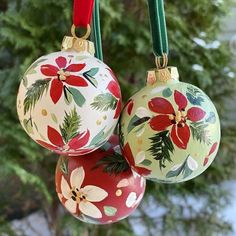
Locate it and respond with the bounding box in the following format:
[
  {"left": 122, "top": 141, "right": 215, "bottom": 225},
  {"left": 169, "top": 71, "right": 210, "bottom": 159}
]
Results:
[{"left": 0, "top": 0, "right": 236, "bottom": 235}]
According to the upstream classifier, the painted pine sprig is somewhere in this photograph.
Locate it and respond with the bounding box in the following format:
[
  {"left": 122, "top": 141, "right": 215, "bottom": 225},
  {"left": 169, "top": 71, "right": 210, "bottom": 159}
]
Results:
[
  {"left": 23, "top": 79, "right": 50, "bottom": 114},
  {"left": 190, "top": 121, "right": 212, "bottom": 145},
  {"left": 93, "top": 153, "right": 130, "bottom": 175},
  {"left": 148, "top": 131, "right": 174, "bottom": 170},
  {"left": 91, "top": 93, "right": 117, "bottom": 111},
  {"left": 59, "top": 108, "right": 81, "bottom": 143}
]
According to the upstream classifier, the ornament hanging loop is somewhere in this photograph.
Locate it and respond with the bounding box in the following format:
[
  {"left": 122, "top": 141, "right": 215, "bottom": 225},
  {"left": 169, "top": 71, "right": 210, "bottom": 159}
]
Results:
[
  {"left": 62, "top": 24, "right": 95, "bottom": 55},
  {"left": 71, "top": 24, "right": 91, "bottom": 40},
  {"left": 155, "top": 53, "right": 168, "bottom": 69}
]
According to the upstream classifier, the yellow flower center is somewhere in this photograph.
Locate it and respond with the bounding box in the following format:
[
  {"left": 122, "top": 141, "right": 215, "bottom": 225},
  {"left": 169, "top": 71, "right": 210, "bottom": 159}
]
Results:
[
  {"left": 168, "top": 110, "right": 187, "bottom": 126},
  {"left": 57, "top": 70, "right": 70, "bottom": 81},
  {"left": 70, "top": 187, "right": 88, "bottom": 203}
]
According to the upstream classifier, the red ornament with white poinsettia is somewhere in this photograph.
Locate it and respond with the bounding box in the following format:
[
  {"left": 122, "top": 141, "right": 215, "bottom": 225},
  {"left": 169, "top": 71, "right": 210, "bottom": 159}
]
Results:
[
  {"left": 55, "top": 135, "right": 146, "bottom": 224},
  {"left": 16, "top": 29, "right": 121, "bottom": 156}
]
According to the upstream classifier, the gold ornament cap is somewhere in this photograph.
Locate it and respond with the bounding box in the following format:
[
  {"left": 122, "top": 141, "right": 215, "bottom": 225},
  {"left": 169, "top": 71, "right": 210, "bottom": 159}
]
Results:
[
  {"left": 61, "top": 24, "right": 95, "bottom": 55},
  {"left": 146, "top": 67, "right": 179, "bottom": 85},
  {"left": 147, "top": 54, "right": 179, "bottom": 85}
]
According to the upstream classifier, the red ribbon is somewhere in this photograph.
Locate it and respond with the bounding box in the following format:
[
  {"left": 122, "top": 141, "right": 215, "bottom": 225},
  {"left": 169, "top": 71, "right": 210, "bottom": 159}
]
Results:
[{"left": 73, "top": 0, "right": 94, "bottom": 27}]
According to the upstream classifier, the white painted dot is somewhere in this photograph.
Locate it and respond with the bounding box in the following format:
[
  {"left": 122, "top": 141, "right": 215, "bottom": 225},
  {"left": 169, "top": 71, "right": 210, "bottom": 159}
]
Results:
[
  {"left": 126, "top": 192, "right": 137, "bottom": 208},
  {"left": 117, "top": 179, "right": 129, "bottom": 188}
]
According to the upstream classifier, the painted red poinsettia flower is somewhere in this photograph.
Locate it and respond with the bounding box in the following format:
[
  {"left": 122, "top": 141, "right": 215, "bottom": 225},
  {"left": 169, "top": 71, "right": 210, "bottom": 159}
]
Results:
[
  {"left": 40, "top": 56, "right": 88, "bottom": 104},
  {"left": 107, "top": 80, "right": 122, "bottom": 119},
  {"left": 122, "top": 143, "right": 151, "bottom": 176},
  {"left": 124, "top": 99, "right": 134, "bottom": 115},
  {"left": 36, "top": 126, "right": 91, "bottom": 155},
  {"left": 148, "top": 90, "right": 206, "bottom": 149}
]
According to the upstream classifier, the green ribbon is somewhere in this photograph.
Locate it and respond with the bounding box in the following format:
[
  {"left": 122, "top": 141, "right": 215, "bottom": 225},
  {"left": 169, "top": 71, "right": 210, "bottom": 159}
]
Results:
[
  {"left": 148, "top": 0, "right": 169, "bottom": 57},
  {"left": 91, "top": 0, "right": 103, "bottom": 61}
]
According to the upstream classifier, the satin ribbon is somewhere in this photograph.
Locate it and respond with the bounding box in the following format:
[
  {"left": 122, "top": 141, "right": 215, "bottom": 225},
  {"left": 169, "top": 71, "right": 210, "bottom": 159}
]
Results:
[{"left": 73, "top": 0, "right": 94, "bottom": 27}]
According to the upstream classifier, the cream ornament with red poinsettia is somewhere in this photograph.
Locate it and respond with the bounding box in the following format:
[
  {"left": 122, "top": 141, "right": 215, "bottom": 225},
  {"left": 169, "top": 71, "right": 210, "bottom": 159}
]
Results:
[
  {"left": 120, "top": 67, "right": 221, "bottom": 183},
  {"left": 16, "top": 34, "right": 121, "bottom": 156},
  {"left": 55, "top": 135, "right": 146, "bottom": 224}
]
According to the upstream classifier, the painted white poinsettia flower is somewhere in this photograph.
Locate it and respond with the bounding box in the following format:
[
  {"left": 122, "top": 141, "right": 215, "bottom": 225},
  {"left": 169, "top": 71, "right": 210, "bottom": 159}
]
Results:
[
  {"left": 61, "top": 167, "right": 108, "bottom": 218},
  {"left": 187, "top": 156, "right": 198, "bottom": 171},
  {"left": 135, "top": 107, "right": 152, "bottom": 118}
]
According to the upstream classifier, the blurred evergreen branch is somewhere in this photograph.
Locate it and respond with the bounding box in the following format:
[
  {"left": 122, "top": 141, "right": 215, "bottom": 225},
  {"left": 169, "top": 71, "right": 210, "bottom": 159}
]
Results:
[{"left": 0, "top": 0, "right": 236, "bottom": 235}]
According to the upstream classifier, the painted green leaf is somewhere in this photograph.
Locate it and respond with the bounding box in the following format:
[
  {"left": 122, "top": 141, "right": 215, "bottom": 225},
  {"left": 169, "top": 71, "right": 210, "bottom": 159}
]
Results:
[
  {"left": 86, "top": 68, "right": 99, "bottom": 77},
  {"left": 206, "top": 112, "right": 216, "bottom": 124},
  {"left": 89, "top": 128, "right": 106, "bottom": 146},
  {"left": 23, "top": 79, "right": 50, "bottom": 114},
  {"left": 59, "top": 108, "right": 81, "bottom": 143},
  {"left": 104, "top": 206, "right": 117, "bottom": 216},
  {"left": 91, "top": 93, "right": 117, "bottom": 111},
  {"left": 127, "top": 116, "right": 139, "bottom": 133},
  {"left": 134, "top": 123, "right": 146, "bottom": 137},
  {"left": 104, "top": 124, "right": 116, "bottom": 138},
  {"left": 23, "top": 119, "right": 34, "bottom": 134},
  {"left": 162, "top": 88, "right": 172, "bottom": 97},
  {"left": 27, "top": 69, "right": 37, "bottom": 75},
  {"left": 94, "top": 125, "right": 116, "bottom": 149},
  {"left": 140, "top": 159, "right": 152, "bottom": 166},
  {"left": 166, "top": 167, "right": 182, "bottom": 178},
  {"left": 186, "top": 87, "right": 205, "bottom": 106},
  {"left": 186, "top": 93, "right": 204, "bottom": 106},
  {"left": 100, "top": 142, "right": 112, "bottom": 152},
  {"left": 119, "top": 125, "right": 125, "bottom": 147},
  {"left": 51, "top": 113, "right": 58, "bottom": 124},
  {"left": 22, "top": 76, "right": 28, "bottom": 87},
  {"left": 83, "top": 70, "right": 98, "bottom": 87},
  {"left": 69, "top": 87, "right": 86, "bottom": 107},
  {"left": 166, "top": 155, "right": 195, "bottom": 179},
  {"left": 60, "top": 157, "right": 68, "bottom": 175},
  {"left": 127, "top": 115, "right": 150, "bottom": 133},
  {"left": 183, "top": 165, "right": 193, "bottom": 179},
  {"left": 166, "top": 162, "right": 188, "bottom": 179},
  {"left": 64, "top": 87, "right": 73, "bottom": 105}
]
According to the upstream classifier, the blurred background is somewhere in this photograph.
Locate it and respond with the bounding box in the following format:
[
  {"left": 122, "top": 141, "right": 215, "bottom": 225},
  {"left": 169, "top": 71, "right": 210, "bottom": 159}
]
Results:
[{"left": 0, "top": 0, "right": 236, "bottom": 235}]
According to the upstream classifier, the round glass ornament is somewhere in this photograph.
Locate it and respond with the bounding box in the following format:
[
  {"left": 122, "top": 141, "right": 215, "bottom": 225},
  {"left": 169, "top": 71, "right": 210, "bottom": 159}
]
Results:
[
  {"left": 120, "top": 67, "right": 220, "bottom": 183},
  {"left": 55, "top": 135, "right": 146, "bottom": 224},
  {"left": 17, "top": 29, "right": 122, "bottom": 156}
]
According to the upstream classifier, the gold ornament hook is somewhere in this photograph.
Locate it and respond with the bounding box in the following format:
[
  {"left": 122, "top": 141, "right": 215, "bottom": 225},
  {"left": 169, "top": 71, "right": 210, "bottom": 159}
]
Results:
[
  {"left": 155, "top": 53, "right": 168, "bottom": 69},
  {"left": 71, "top": 24, "right": 91, "bottom": 40}
]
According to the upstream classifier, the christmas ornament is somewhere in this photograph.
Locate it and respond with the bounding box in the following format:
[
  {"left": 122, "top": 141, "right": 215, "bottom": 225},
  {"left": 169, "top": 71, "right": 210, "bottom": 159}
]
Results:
[
  {"left": 55, "top": 135, "right": 146, "bottom": 224},
  {"left": 119, "top": 0, "right": 221, "bottom": 183},
  {"left": 16, "top": 0, "right": 121, "bottom": 156}
]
